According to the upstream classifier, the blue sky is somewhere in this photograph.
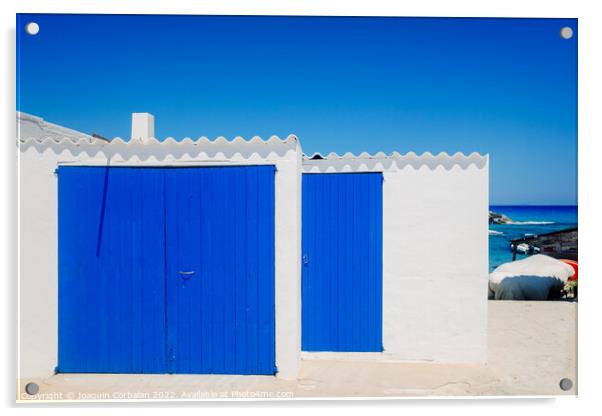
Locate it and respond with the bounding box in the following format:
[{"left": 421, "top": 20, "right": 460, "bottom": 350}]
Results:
[{"left": 16, "top": 14, "right": 577, "bottom": 205}]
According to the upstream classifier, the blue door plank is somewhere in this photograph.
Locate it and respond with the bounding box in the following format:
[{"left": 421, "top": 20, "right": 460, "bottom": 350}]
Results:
[
  {"left": 301, "top": 173, "right": 383, "bottom": 352},
  {"left": 367, "top": 176, "right": 376, "bottom": 351},
  {"left": 258, "top": 167, "right": 276, "bottom": 372},
  {"left": 233, "top": 168, "right": 247, "bottom": 373},
  {"left": 375, "top": 175, "right": 384, "bottom": 350},
  {"left": 165, "top": 168, "right": 197, "bottom": 373},
  {"left": 222, "top": 169, "right": 237, "bottom": 374},
  {"left": 244, "top": 167, "right": 260, "bottom": 373}
]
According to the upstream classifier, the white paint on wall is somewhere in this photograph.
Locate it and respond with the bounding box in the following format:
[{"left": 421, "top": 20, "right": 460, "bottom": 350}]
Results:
[
  {"left": 18, "top": 112, "right": 302, "bottom": 380},
  {"left": 303, "top": 153, "right": 489, "bottom": 363},
  {"left": 274, "top": 142, "right": 303, "bottom": 379}
]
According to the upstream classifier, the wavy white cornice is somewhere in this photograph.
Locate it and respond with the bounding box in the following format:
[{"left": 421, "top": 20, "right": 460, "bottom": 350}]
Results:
[
  {"left": 19, "top": 135, "right": 298, "bottom": 147},
  {"left": 302, "top": 151, "right": 488, "bottom": 172},
  {"left": 17, "top": 111, "right": 298, "bottom": 161},
  {"left": 18, "top": 135, "right": 299, "bottom": 161}
]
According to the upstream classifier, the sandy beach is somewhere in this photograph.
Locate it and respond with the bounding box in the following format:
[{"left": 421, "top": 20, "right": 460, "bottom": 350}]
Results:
[{"left": 17, "top": 300, "right": 576, "bottom": 401}]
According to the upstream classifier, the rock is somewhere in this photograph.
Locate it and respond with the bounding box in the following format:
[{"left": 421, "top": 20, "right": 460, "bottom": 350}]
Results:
[{"left": 489, "top": 211, "right": 512, "bottom": 224}]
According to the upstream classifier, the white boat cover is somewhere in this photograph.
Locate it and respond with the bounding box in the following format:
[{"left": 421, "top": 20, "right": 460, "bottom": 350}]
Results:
[{"left": 488, "top": 254, "right": 575, "bottom": 300}]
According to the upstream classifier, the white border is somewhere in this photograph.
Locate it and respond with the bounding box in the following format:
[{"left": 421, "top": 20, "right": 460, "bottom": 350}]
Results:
[{"left": 3, "top": 1, "right": 600, "bottom": 414}]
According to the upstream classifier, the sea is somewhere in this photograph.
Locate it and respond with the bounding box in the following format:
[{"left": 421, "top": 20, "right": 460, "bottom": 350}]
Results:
[{"left": 489, "top": 205, "right": 578, "bottom": 272}]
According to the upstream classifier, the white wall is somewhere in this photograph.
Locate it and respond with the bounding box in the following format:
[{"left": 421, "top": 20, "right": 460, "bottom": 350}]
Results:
[
  {"left": 18, "top": 111, "right": 487, "bottom": 381},
  {"left": 303, "top": 153, "right": 489, "bottom": 362},
  {"left": 18, "top": 113, "right": 302, "bottom": 380}
]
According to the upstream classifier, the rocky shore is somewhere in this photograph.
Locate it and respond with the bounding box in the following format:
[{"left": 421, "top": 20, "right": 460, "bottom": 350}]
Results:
[{"left": 489, "top": 211, "right": 512, "bottom": 224}]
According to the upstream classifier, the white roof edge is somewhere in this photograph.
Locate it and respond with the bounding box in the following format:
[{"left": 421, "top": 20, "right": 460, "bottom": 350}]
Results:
[
  {"left": 302, "top": 151, "right": 489, "bottom": 171},
  {"left": 16, "top": 112, "right": 482, "bottom": 169},
  {"left": 17, "top": 111, "right": 298, "bottom": 147},
  {"left": 17, "top": 111, "right": 93, "bottom": 142},
  {"left": 18, "top": 135, "right": 299, "bottom": 146},
  {"left": 303, "top": 151, "right": 488, "bottom": 160}
]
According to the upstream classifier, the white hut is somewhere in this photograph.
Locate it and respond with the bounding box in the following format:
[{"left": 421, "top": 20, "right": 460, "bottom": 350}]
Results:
[
  {"left": 18, "top": 112, "right": 488, "bottom": 385},
  {"left": 301, "top": 152, "right": 489, "bottom": 362},
  {"left": 18, "top": 112, "right": 303, "bottom": 381}
]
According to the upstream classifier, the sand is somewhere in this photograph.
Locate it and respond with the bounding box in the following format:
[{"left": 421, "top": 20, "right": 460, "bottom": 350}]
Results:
[{"left": 17, "top": 300, "right": 577, "bottom": 401}]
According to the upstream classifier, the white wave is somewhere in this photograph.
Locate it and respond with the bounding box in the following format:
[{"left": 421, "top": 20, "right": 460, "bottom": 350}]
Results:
[
  {"left": 506, "top": 221, "right": 555, "bottom": 225},
  {"left": 489, "top": 230, "right": 504, "bottom": 235}
]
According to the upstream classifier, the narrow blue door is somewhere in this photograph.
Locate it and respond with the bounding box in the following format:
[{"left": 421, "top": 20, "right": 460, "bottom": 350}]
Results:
[
  {"left": 302, "top": 173, "right": 383, "bottom": 352},
  {"left": 58, "top": 167, "right": 167, "bottom": 373},
  {"left": 165, "top": 166, "right": 276, "bottom": 374}
]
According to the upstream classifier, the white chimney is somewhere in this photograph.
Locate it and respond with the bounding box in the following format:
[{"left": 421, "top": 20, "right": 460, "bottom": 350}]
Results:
[{"left": 131, "top": 113, "right": 155, "bottom": 142}]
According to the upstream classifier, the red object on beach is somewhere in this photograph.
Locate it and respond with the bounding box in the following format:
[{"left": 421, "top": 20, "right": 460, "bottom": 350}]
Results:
[{"left": 561, "top": 259, "right": 578, "bottom": 281}]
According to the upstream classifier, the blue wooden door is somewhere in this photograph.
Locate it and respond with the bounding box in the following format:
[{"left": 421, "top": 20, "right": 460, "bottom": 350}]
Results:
[
  {"left": 302, "top": 173, "right": 383, "bottom": 352},
  {"left": 165, "top": 166, "right": 276, "bottom": 374},
  {"left": 58, "top": 166, "right": 275, "bottom": 374},
  {"left": 58, "top": 167, "right": 167, "bottom": 373}
]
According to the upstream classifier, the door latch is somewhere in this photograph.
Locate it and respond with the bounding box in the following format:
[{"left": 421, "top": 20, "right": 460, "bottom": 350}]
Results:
[{"left": 178, "top": 271, "right": 195, "bottom": 280}]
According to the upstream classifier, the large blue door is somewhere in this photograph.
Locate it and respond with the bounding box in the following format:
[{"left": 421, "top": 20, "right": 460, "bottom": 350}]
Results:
[
  {"left": 165, "top": 166, "right": 276, "bottom": 374},
  {"left": 302, "top": 173, "right": 383, "bottom": 352},
  {"left": 58, "top": 166, "right": 276, "bottom": 374},
  {"left": 58, "top": 167, "right": 167, "bottom": 373}
]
